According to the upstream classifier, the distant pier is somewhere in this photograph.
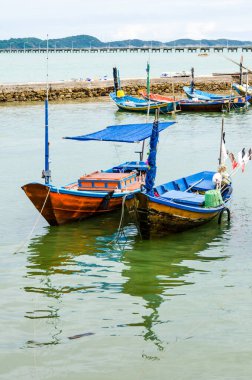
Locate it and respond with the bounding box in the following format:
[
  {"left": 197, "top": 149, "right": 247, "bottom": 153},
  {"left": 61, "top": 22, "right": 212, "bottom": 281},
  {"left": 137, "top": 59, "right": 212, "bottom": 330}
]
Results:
[{"left": 1, "top": 46, "right": 252, "bottom": 53}]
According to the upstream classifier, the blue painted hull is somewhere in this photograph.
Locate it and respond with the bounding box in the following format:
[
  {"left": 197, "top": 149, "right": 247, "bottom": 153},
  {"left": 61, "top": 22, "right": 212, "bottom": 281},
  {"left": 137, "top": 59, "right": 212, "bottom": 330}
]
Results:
[
  {"left": 109, "top": 92, "right": 174, "bottom": 113},
  {"left": 183, "top": 86, "right": 234, "bottom": 101}
]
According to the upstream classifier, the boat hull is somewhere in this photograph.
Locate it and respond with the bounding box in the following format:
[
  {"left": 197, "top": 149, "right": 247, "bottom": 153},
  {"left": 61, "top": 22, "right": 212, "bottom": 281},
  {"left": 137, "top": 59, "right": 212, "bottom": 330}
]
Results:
[
  {"left": 178, "top": 100, "right": 246, "bottom": 112},
  {"left": 22, "top": 183, "right": 124, "bottom": 226},
  {"left": 127, "top": 192, "right": 220, "bottom": 239},
  {"left": 232, "top": 83, "right": 252, "bottom": 104}
]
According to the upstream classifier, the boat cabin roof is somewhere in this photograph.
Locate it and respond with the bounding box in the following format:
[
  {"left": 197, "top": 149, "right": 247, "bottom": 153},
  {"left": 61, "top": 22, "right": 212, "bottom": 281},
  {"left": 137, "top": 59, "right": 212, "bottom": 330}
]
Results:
[{"left": 79, "top": 171, "right": 135, "bottom": 181}]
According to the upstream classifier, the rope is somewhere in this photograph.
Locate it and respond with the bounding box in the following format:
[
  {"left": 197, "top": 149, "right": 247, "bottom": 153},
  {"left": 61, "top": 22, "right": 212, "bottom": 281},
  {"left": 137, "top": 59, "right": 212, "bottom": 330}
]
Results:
[
  {"left": 109, "top": 194, "right": 128, "bottom": 247},
  {"left": 14, "top": 187, "right": 51, "bottom": 254}
]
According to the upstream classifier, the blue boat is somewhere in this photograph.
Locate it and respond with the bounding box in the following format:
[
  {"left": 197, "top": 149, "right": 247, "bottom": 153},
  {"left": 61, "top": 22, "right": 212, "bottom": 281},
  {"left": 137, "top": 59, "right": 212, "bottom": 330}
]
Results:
[
  {"left": 126, "top": 117, "right": 232, "bottom": 238},
  {"left": 109, "top": 66, "right": 176, "bottom": 113},
  {"left": 109, "top": 91, "right": 175, "bottom": 113},
  {"left": 22, "top": 119, "right": 175, "bottom": 226},
  {"left": 232, "top": 83, "right": 252, "bottom": 103},
  {"left": 183, "top": 86, "right": 234, "bottom": 101}
]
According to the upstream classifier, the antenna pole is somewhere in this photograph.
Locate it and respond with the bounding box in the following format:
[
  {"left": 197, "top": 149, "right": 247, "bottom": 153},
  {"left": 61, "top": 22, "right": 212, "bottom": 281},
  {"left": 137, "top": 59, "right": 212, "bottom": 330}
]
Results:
[{"left": 44, "top": 35, "right": 51, "bottom": 184}]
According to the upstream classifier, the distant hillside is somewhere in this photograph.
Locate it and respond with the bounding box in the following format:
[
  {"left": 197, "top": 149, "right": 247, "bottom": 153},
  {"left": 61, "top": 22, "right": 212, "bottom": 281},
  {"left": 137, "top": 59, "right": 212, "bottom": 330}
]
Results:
[{"left": 1, "top": 35, "right": 251, "bottom": 49}]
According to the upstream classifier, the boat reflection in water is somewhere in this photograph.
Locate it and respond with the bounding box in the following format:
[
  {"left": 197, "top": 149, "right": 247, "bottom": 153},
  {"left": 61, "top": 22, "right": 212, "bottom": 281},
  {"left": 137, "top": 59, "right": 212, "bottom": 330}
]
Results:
[{"left": 25, "top": 215, "right": 230, "bottom": 349}]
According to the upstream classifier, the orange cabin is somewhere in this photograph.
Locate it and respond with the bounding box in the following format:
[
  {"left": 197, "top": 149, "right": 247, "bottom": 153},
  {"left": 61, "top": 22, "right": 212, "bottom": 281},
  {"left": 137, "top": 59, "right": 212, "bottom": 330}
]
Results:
[{"left": 78, "top": 171, "right": 139, "bottom": 191}]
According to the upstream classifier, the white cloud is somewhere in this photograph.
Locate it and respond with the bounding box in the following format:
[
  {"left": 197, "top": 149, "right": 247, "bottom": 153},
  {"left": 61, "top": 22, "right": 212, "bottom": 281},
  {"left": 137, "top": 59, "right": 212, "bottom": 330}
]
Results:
[
  {"left": 185, "top": 22, "right": 217, "bottom": 39},
  {"left": 0, "top": 0, "right": 252, "bottom": 41}
]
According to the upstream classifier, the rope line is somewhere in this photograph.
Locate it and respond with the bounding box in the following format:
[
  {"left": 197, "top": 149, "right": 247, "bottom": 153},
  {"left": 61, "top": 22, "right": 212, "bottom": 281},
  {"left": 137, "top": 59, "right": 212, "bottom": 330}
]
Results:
[{"left": 14, "top": 188, "right": 51, "bottom": 254}]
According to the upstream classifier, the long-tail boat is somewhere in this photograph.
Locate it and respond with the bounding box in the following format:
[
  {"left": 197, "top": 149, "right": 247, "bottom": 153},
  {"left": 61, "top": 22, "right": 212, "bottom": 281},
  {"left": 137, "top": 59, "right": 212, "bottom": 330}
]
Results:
[
  {"left": 126, "top": 114, "right": 232, "bottom": 239},
  {"left": 232, "top": 83, "right": 252, "bottom": 104},
  {"left": 140, "top": 91, "right": 248, "bottom": 112},
  {"left": 183, "top": 67, "right": 251, "bottom": 107},
  {"left": 109, "top": 67, "right": 175, "bottom": 113},
  {"left": 22, "top": 101, "right": 175, "bottom": 226}
]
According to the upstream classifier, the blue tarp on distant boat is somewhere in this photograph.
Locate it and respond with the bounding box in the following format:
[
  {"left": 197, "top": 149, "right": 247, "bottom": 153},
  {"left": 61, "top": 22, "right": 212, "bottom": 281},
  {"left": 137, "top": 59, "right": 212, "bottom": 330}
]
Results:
[{"left": 64, "top": 122, "right": 175, "bottom": 143}]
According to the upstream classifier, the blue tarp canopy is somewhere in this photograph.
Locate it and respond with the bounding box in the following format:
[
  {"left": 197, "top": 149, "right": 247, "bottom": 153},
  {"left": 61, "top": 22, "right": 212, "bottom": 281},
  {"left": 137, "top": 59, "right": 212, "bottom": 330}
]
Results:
[{"left": 64, "top": 122, "right": 175, "bottom": 143}]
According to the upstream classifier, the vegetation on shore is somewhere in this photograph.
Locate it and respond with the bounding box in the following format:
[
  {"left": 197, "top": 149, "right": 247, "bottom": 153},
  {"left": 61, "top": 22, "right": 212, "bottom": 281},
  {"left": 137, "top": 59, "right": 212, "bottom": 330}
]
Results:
[{"left": 1, "top": 35, "right": 252, "bottom": 49}]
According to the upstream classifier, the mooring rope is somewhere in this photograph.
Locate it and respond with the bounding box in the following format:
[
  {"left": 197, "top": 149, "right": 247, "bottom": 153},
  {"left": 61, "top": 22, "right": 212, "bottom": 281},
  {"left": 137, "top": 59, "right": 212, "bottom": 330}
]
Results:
[{"left": 14, "top": 187, "right": 51, "bottom": 254}]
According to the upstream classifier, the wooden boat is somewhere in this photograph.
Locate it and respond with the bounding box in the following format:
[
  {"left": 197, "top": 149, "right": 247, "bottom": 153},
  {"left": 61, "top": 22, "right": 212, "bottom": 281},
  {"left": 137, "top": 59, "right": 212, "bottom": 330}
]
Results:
[
  {"left": 139, "top": 91, "right": 248, "bottom": 112},
  {"left": 22, "top": 119, "right": 175, "bottom": 226},
  {"left": 232, "top": 83, "right": 252, "bottom": 103},
  {"left": 183, "top": 86, "right": 236, "bottom": 101},
  {"left": 109, "top": 66, "right": 175, "bottom": 114},
  {"left": 139, "top": 90, "right": 179, "bottom": 111},
  {"left": 109, "top": 91, "right": 174, "bottom": 113},
  {"left": 126, "top": 117, "right": 232, "bottom": 239},
  {"left": 178, "top": 97, "right": 248, "bottom": 112}
]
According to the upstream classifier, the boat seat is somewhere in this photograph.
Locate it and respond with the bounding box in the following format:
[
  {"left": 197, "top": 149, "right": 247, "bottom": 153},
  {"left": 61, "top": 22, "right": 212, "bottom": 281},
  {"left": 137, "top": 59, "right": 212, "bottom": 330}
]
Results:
[
  {"left": 174, "top": 178, "right": 188, "bottom": 191},
  {"left": 161, "top": 190, "right": 205, "bottom": 207},
  {"left": 162, "top": 182, "right": 175, "bottom": 192},
  {"left": 187, "top": 179, "right": 215, "bottom": 192}
]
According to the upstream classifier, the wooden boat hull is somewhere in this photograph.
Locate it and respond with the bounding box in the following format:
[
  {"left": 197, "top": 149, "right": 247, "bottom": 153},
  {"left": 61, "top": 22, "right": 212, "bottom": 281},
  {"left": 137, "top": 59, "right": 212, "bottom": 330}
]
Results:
[
  {"left": 116, "top": 102, "right": 173, "bottom": 113},
  {"left": 127, "top": 192, "right": 221, "bottom": 239},
  {"left": 109, "top": 92, "right": 174, "bottom": 113},
  {"left": 178, "top": 99, "right": 247, "bottom": 112},
  {"left": 22, "top": 183, "right": 124, "bottom": 226},
  {"left": 232, "top": 83, "right": 252, "bottom": 104}
]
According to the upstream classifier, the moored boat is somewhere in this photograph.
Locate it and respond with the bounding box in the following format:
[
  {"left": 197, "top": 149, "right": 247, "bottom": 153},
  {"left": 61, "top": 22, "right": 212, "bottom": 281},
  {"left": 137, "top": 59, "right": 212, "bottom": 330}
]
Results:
[
  {"left": 139, "top": 90, "right": 248, "bottom": 112},
  {"left": 183, "top": 86, "right": 235, "bottom": 101},
  {"left": 232, "top": 83, "right": 252, "bottom": 103},
  {"left": 178, "top": 97, "right": 248, "bottom": 112},
  {"left": 139, "top": 90, "right": 179, "bottom": 111},
  {"left": 22, "top": 120, "right": 175, "bottom": 226},
  {"left": 109, "top": 66, "right": 175, "bottom": 114},
  {"left": 126, "top": 115, "right": 233, "bottom": 239}
]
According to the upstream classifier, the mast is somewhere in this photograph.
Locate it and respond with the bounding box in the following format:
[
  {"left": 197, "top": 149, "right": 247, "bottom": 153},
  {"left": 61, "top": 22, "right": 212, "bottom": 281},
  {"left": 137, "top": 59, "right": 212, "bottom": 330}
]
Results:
[
  {"left": 239, "top": 55, "right": 243, "bottom": 85},
  {"left": 218, "top": 112, "right": 225, "bottom": 165},
  {"left": 43, "top": 35, "right": 51, "bottom": 184},
  {"left": 190, "top": 67, "right": 195, "bottom": 94},
  {"left": 140, "top": 61, "right": 151, "bottom": 161},
  {"left": 113, "top": 67, "right": 119, "bottom": 93}
]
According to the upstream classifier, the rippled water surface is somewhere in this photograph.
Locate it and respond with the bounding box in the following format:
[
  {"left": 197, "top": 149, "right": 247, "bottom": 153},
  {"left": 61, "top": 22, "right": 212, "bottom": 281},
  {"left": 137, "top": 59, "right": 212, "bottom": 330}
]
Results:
[{"left": 0, "top": 101, "right": 252, "bottom": 379}]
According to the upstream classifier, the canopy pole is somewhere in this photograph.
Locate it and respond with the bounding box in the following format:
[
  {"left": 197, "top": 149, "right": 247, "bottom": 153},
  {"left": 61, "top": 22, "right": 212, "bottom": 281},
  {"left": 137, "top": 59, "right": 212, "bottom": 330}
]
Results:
[{"left": 144, "top": 110, "right": 159, "bottom": 195}]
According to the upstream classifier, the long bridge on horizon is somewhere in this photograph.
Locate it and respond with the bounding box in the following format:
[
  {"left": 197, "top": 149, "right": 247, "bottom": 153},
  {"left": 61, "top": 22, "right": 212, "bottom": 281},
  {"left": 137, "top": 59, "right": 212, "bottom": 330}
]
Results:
[{"left": 1, "top": 45, "right": 252, "bottom": 54}]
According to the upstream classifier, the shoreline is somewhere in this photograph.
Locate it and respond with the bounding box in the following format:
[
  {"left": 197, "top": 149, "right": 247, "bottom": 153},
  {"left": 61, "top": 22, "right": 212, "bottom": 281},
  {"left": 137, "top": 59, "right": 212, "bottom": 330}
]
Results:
[{"left": 0, "top": 75, "right": 249, "bottom": 103}]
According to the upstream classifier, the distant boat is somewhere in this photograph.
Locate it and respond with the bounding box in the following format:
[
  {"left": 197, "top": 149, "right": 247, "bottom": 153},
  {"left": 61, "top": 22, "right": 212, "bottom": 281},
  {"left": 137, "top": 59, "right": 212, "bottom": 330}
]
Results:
[
  {"left": 126, "top": 116, "right": 233, "bottom": 239},
  {"left": 109, "top": 91, "right": 175, "bottom": 113},
  {"left": 198, "top": 53, "right": 209, "bottom": 57},
  {"left": 160, "top": 71, "right": 190, "bottom": 78},
  {"left": 183, "top": 86, "right": 234, "bottom": 101},
  {"left": 139, "top": 91, "right": 249, "bottom": 112},
  {"left": 110, "top": 67, "right": 175, "bottom": 113},
  {"left": 178, "top": 97, "right": 248, "bottom": 112},
  {"left": 138, "top": 90, "right": 179, "bottom": 112},
  {"left": 232, "top": 83, "right": 252, "bottom": 103}
]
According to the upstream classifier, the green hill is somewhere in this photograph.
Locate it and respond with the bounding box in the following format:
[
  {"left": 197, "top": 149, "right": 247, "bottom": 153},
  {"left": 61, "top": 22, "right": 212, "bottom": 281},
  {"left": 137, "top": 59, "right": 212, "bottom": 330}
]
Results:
[{"left": 0, "top": 35, "right": 251, "bottom": 49}]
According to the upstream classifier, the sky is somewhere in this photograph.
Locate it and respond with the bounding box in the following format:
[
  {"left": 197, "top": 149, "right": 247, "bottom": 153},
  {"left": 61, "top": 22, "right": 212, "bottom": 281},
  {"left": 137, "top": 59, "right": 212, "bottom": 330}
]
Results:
[{"left": 0, "top": 0, "right": 251, "bottom": 42}]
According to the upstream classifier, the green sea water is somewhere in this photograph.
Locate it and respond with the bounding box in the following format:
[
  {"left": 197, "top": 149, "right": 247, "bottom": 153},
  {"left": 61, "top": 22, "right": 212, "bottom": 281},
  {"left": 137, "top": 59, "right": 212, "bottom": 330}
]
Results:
[{"left": 0, "top": 100, "right": 252, "bottom": 379}]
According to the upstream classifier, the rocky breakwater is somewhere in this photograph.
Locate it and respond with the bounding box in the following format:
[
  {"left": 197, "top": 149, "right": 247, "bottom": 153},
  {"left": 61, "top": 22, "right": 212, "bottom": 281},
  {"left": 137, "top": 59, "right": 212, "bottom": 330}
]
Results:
[{"left": 0, "top": 76, "right": 247, "bottom": 103}]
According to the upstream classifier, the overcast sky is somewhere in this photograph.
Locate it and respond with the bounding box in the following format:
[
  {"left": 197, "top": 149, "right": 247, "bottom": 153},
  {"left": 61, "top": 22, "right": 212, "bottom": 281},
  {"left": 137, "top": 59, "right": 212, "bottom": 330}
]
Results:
[{"left": 1, "top": 0, "right": 251, "bottom": 41}]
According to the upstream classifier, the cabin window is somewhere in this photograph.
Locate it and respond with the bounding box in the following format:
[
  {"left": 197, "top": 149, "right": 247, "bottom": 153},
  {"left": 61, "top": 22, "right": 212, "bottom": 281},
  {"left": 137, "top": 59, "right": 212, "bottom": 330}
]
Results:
[{"left": 80, "top": 181, "right": 92, "bottom": 188}]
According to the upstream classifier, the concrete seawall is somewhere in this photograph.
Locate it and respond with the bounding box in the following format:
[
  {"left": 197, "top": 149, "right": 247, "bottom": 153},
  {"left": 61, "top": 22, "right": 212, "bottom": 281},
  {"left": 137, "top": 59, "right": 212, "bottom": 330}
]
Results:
[{"left": 0, "top": 76, "right": 249, "bottom": 103}]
